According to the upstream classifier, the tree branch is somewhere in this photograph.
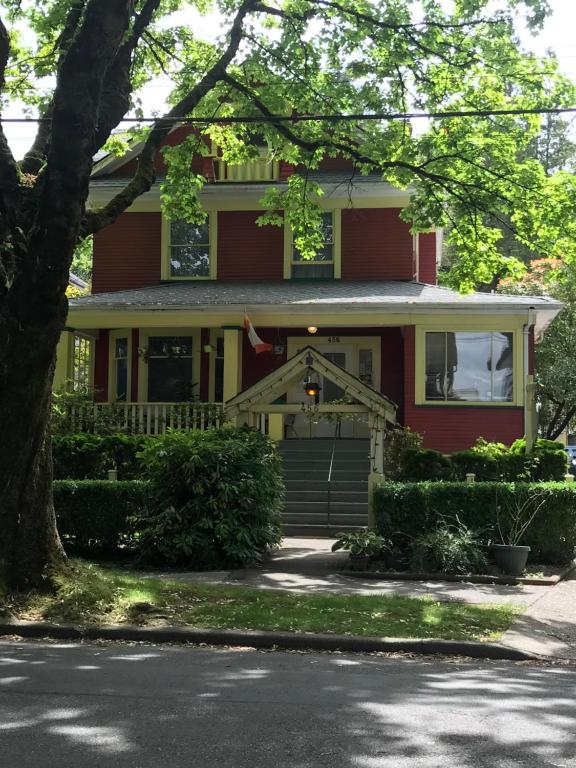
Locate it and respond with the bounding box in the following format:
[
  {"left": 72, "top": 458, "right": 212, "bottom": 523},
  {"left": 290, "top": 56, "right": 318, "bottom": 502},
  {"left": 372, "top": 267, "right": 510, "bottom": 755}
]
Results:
[
  {"left": 0, "top": 15, "right": 20, "bottom": 222},
  {"left": 83, "top": 0, "right": 259, "bottom": 235},
  {"left": 20, "top": 0, "right": 87, "bottom": 175}
]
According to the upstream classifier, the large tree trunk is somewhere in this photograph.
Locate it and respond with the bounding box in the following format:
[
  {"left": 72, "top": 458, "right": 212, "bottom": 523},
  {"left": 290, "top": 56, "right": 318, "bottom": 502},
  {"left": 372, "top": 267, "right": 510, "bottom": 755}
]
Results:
[{"left": 0, "top": 314, "right": 67, "bottom": 589}]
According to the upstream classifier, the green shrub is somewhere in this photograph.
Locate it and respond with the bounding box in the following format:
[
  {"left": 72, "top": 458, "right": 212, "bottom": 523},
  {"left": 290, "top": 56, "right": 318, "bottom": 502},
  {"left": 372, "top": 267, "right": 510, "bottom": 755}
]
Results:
[
  {"left": 382, "top": 426, "right": 423, "bottom": 480},
  {"left": 401, "top": 438, "right": 568, "bottom": 483},
  {"left": 410, "top": 520, "right": 488, "bottom": 575},
  {"left": 374, "top": 481, "right": 576, "bottom": 564},
  {"left": 332, "top": 530, "right": 392, "bottom": 557},
  {"left": 137, "top": 426, "right": 284, "bottom": 568},
  {"left": 52, "top": 433, "right": 150, "bottom": 479},
  {"left": 54, "top": 480, "right": 149, "bottom": 554},
  {"left": 400, "top": 447, "right": 453, "bottom": 481}
]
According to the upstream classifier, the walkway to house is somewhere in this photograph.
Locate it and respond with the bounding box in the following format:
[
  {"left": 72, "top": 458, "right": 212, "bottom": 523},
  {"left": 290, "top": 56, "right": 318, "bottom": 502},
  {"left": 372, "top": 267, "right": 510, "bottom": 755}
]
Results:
[{"left": 142, "top": 538, "right": 549, "bottom": 607}]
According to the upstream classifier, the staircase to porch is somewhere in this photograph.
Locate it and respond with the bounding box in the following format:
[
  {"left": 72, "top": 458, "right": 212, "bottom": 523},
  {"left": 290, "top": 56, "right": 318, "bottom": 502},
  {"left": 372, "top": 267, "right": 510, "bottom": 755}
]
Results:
[{"left": 278, "top": 439, "right": 370, "bottom": 536}]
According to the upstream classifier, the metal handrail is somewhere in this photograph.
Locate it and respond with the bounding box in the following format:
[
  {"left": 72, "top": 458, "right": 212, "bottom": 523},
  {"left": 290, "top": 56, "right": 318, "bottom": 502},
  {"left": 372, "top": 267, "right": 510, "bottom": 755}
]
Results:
[{"left": 326, "top": 424, "right": 340, "bottom": 529}]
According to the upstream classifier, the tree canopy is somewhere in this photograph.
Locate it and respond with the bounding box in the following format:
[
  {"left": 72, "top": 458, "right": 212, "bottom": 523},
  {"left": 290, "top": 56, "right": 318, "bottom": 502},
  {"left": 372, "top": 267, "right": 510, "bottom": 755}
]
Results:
[
  {"left": 2, "top": 0, "right": 576, "bottom": 587},
  {"left": 2, "top": 0, "right": 576, "bottom": 290}
]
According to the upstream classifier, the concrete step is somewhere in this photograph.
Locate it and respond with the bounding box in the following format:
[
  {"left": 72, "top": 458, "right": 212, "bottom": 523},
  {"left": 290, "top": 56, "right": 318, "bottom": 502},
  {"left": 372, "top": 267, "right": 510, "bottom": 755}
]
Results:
[
  {"left": 282, "top": 513, "right": 369, "bottom": 527},
  {"left": 283, "top": 469, "right": 368, "bottom": 480},
  {"left": 281, "top": 458, "right": 369, "bottom": 469},
  {"left": 285, "top": 490, "right": 369, "bottom": 503},
  {"left": 284, "top": 480, "right": 368, "bottom": 492},
  {"left": 284, "top": 502, "right": 368, "bottom": 515},
  {"left": 283, "top": 524, "right": 365, "bottom": 537}
]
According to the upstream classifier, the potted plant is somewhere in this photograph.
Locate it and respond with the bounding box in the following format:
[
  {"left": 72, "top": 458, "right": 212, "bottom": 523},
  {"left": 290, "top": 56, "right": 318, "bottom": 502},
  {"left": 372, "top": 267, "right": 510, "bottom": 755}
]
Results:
[
  {"left": 491, "top": 487, "right": 548, "bottom": 576},
  {"left": 331, "top": 529, "right": 392, "bottom": 571}
]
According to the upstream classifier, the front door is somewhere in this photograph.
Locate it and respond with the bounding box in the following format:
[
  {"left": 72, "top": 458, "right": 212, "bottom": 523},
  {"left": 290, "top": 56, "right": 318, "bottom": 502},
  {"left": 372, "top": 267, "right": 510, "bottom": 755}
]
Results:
[{"left": 288, "top": 344, "right": 355, "bottom": 438}]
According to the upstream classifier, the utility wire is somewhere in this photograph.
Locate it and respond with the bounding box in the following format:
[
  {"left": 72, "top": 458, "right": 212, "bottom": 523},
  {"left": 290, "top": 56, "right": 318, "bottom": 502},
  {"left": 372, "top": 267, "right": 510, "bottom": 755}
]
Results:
[{"left": 2, "top": 105, "right": 576, "bottom": 124}]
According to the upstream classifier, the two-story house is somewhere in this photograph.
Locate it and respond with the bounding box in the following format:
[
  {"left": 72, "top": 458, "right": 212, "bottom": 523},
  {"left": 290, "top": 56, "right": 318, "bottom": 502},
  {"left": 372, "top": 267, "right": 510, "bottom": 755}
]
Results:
[{"left": 56, "top": 127, "right": 561, "bottom": 464}]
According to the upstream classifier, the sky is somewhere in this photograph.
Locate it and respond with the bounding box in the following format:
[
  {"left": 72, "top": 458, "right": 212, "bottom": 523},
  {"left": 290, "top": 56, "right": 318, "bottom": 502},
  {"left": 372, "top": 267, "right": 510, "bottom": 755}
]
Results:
[{"left": 3, "top": 0, "right": 576, "bottom": 160}]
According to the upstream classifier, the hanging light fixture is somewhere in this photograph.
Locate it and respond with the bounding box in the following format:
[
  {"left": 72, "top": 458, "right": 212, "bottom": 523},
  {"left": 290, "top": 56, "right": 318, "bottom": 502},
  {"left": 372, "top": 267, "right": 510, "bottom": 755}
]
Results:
[
  {"left": 307, "top": 326, "right": 318, "bottom": 334},
  {"left": 305, "top": 379, "right": 321, "bottom": 398}
]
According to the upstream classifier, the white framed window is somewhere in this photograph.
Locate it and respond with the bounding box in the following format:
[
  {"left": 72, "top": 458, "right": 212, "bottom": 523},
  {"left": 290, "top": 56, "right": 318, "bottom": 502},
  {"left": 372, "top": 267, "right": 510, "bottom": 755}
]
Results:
[
  {"left": 71, "top": 333, "right": 94, "bottom": 391},
  {"left": 162, "top": 215, "right": 217, "bottom": 280},
  {"left": 109, "top": 330, "right": 132, "bottom": 402},
  {"left": 424, "top": 331, "right": 514, "bottom": 403},
  {"left": 291, "top": 212, "right": 336, "bottom": 279}
]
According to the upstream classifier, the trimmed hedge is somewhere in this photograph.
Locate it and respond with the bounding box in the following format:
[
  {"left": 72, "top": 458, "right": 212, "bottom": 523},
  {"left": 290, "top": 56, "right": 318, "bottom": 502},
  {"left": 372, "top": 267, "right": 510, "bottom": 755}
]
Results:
[
  {"left": 53, "top": 433, "right": 150, "bottom": 480},
  {"left": 373, "top": 481, "right": 576, "bottom": 564},
  {"left": 400, "top": 439, "right": 568, "bottom": 482},
  {"left": 54, "top": 480, "right": 149, "bottom": 554}
]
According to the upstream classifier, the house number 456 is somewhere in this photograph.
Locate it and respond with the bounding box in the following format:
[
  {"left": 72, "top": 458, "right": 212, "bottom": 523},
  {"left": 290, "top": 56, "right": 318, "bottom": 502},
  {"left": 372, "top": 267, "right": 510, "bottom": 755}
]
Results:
[{"left": 328, "top": 336, "right": 340, "bottom": 343}]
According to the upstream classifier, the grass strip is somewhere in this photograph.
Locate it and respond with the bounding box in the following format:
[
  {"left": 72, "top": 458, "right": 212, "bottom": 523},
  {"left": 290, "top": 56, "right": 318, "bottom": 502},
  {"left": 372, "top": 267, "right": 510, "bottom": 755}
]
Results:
[{"left": 8, "top": 561, "right": 521, "bottom": 642}]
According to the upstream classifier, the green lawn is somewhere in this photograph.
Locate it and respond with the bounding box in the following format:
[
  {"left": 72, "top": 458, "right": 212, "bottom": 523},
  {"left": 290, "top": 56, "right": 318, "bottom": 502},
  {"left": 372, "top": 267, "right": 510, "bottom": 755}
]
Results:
[{"left": 7, "top": 561, "right": 521, "bottom": 642}]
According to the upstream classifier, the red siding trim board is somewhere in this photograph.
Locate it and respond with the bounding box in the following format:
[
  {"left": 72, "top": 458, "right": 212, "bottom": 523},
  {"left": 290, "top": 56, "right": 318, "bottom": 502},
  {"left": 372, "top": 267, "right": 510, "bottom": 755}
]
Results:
[
  {"left": 341, "top": 209, "right": 414, "bottom": 280},
  {"left": 402, "top": 325, "right": 525, "bottom": 452},
  {"left": 418, "top": 233, "right": 437, "bottom": 285},
  {"left": 93, "top": 330, "right": 109, "bottom": 402}
]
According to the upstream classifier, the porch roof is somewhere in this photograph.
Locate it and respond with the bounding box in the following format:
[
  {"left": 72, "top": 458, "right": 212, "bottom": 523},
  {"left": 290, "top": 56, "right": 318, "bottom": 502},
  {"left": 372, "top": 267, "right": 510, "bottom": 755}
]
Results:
[{"left": 70, "top": 279, "right": 561, "bottom": 316}]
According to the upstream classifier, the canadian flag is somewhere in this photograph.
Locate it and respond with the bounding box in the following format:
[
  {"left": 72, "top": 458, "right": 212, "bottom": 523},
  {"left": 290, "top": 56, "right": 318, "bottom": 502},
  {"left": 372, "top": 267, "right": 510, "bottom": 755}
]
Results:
[{"left": 244, "top": 314, "right": 272, "bottom": 354}]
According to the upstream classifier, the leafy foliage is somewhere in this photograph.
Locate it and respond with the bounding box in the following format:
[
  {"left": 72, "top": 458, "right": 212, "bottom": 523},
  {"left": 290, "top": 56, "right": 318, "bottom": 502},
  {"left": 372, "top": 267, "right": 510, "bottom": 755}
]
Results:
[
  {"left": 374, "top": 481, "right": 576, "bottom": 564},
  {"left": 399, "top": 438, "right": 567, "bottom": 482},
  {"left": 382, "top": 426, "right": 423, "bottom": 480},
  {"left": 137, "top": 426, "right": 283, "bottom": 568},
  {"left": 331, "top": 529, "right": 391, "bottom": 558},
  {"left": 52, "top": 433, "right": 150, "bottom": 480},
  {"left": 410, "top": 520, "right": 489, "bottom": 575},
  {"left": 54, "top": 480, "right": 149, "bottom": 555}
]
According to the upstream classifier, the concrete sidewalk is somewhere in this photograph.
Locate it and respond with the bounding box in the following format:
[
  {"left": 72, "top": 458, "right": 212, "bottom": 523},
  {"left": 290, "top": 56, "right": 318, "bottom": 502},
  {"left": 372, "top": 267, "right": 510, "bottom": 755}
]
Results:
[
  {"left": 501, "top": 574, "right": 576, "bottom": 660},
  {"left": 141, "top": 537, "right": 550, "bottom": 608}
]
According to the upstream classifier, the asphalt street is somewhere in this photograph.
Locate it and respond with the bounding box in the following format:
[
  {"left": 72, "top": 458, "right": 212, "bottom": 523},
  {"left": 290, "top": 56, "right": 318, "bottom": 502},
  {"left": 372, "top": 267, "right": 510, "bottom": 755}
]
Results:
[{"left": 1, "top": 640, "right": 575, "bottom": 767}]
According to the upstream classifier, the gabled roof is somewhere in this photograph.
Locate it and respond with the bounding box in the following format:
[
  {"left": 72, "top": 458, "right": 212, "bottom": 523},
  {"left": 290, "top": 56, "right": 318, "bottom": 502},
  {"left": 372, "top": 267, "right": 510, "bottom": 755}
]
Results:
[{"left": 226, "top": 345, "right": 397, "bottom": 423}]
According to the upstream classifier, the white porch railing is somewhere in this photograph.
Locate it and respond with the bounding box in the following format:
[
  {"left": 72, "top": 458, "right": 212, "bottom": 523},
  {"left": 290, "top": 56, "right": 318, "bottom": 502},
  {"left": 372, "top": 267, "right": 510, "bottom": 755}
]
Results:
[{"left": 66, "top": 402, "right": 225, "bottom": 435}]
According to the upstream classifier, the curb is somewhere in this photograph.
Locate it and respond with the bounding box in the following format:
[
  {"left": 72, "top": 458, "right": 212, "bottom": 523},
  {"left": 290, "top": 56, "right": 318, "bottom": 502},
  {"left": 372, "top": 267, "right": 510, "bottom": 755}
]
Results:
[
  {"left": 339, "top": 562, "right": 576, "bottom": 587},
  {"left": 0, "top": 620, "right": 541, "bottom": 661}
]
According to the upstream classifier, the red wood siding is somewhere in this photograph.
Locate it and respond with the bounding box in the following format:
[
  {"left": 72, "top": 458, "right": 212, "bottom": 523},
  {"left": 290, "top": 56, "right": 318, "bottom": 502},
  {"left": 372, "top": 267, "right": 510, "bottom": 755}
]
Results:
[
  {"left": 402, "top": 325, "right": 525, "bottom": 452},
  {"left": 341, "top": 209, "right": 414, "bottom": 280},
  {"left": 218, "top": 211, "right": 284, "bottom": 280},
  {"left": 418, "top": 233, "right": 436, "bottom": 284},
  {"left": 381, "top": 328, "right": 404, "bottom": 416},
  {"left": 109, "top": 126, "right": 206, "bottom": 177},
  {"left": 242, "top": 329, "right": 286, "bottom": 390},
  {"left": 92, "top": 212, "right": 162, "bottom": 293},
  {"left": 94, "top": 330, "right": 109, "bottom": 402}
]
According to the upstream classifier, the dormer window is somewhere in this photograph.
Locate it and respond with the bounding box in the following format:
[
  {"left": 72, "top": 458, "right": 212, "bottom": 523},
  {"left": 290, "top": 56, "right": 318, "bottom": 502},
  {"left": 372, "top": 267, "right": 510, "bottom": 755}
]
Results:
[
  {"left": 291, "top": 212, "right": 335, "bottom": 279},
  {"left": 216, "top": 147, "right": 279, "bottom": 182}
]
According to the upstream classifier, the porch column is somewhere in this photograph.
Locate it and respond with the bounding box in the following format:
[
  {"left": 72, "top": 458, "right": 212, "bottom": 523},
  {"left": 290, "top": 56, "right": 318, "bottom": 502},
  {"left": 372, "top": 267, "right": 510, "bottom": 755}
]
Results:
[
  {"left": 223, "top": 327, "right": 243, "bottom": 402},
  {"left": 54, "top": 329, "right": 73, "bottom": 391},
  {"left": 368, "top": 414, "right": 385, "bottom": 528}
]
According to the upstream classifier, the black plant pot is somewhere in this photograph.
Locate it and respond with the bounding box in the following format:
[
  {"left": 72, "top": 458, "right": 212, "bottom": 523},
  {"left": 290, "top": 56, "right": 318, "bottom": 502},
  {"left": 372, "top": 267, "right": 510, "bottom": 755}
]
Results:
[{"left": 491, "top": 544, "right": 531, "bottom": 577}]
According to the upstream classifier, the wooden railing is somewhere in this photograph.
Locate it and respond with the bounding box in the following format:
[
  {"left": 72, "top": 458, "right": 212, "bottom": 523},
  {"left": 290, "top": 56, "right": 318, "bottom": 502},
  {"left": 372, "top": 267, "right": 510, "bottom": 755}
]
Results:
[{"left": 64, "top": 402, "right": 225, "bottom": 435}]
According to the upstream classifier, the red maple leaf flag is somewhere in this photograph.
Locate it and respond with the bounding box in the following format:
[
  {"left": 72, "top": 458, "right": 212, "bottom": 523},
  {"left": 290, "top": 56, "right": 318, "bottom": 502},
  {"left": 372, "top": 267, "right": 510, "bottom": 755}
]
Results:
[{"left": 244, "top": 314, "right": 273, "bottom": 354}]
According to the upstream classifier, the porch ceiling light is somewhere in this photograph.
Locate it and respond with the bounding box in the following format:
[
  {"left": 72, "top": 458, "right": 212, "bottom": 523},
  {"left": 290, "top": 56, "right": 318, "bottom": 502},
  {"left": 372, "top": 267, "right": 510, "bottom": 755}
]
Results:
[
  {"left": 305, "top": 381, "right": 321, "bottom": 398},
  {"left": 307, "top": 326, "right": 318, "bottom": 334}
]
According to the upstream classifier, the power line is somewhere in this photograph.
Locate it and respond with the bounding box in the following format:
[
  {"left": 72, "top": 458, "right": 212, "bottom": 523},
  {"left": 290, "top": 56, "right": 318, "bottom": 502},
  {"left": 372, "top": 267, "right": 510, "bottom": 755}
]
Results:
[{"left": 2, "top": 105, "right": 576, "bottom": 124}]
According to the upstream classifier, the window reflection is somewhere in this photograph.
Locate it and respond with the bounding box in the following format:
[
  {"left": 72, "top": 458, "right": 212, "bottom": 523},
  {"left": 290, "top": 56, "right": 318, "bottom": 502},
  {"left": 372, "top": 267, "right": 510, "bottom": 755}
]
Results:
[{"left": 425, "top": 332, "right": 513, "bottom": 402}]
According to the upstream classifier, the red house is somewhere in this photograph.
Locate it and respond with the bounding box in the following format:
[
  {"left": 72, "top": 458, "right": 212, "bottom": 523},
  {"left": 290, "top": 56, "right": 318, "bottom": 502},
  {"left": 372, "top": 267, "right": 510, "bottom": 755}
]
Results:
[{"left": 56, "top": 131, "right": 561, "bottom": 531}]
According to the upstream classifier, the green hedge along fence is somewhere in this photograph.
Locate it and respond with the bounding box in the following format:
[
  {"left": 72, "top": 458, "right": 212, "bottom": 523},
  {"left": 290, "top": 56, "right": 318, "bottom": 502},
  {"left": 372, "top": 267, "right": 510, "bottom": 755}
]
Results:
[
  {"left": 53, "top": 433, "right": 149, "bottom": 480},
  {"left": 398, "top": 439, "right": 568, "bottom": 482},
  {"left": 373, "top": 481, "right": 576, "bottom": 564},
  {"left": 53, "top": 426, "right": 284, "bottom": 569}
]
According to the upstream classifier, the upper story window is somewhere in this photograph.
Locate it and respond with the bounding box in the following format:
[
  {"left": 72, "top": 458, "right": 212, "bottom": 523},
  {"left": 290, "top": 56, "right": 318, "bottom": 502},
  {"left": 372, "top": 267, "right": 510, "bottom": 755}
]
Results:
[
  {"left": 425, "top": 331, "right": 514, "bottom": 403},
  {"left": 169, "top": 219, "right": 211, "bottom": 278},
  {"left": 291, "top": 212, "right": 335, "bottom": 279}
]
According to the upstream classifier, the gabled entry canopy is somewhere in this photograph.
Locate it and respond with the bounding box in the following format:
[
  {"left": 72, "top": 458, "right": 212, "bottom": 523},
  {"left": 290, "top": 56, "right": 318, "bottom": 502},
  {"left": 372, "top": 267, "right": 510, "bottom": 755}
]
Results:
[{"left": 226, "top": 346, "right": 397, "bottom": 424}]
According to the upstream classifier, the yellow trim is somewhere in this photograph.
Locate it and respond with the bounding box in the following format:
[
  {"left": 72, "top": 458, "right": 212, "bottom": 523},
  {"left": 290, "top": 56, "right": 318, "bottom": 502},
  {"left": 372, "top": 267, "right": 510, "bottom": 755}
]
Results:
[
  {"left": 414, "top": 325, "right": 524, "bottom": 407},
  {"left": 69, "top": 309, "right": 534, "bottom": 331},
  {"left": 54, "top": 331, "right": 73, "bottom": 390},
  {"left": 108, "top": 330, "right": 133, "bottom": 403},
  {"left": 223, "top": 328, "right": 243, "bottom": 401},
  {"left": 284, "top": 209, "right": 342, "bottom": 280},
  {"left": 161, "top": 213, "right": 217, "bottom": 280},
  {"left": 137, "top": 328, "right": 200, "bottom": 401}
]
